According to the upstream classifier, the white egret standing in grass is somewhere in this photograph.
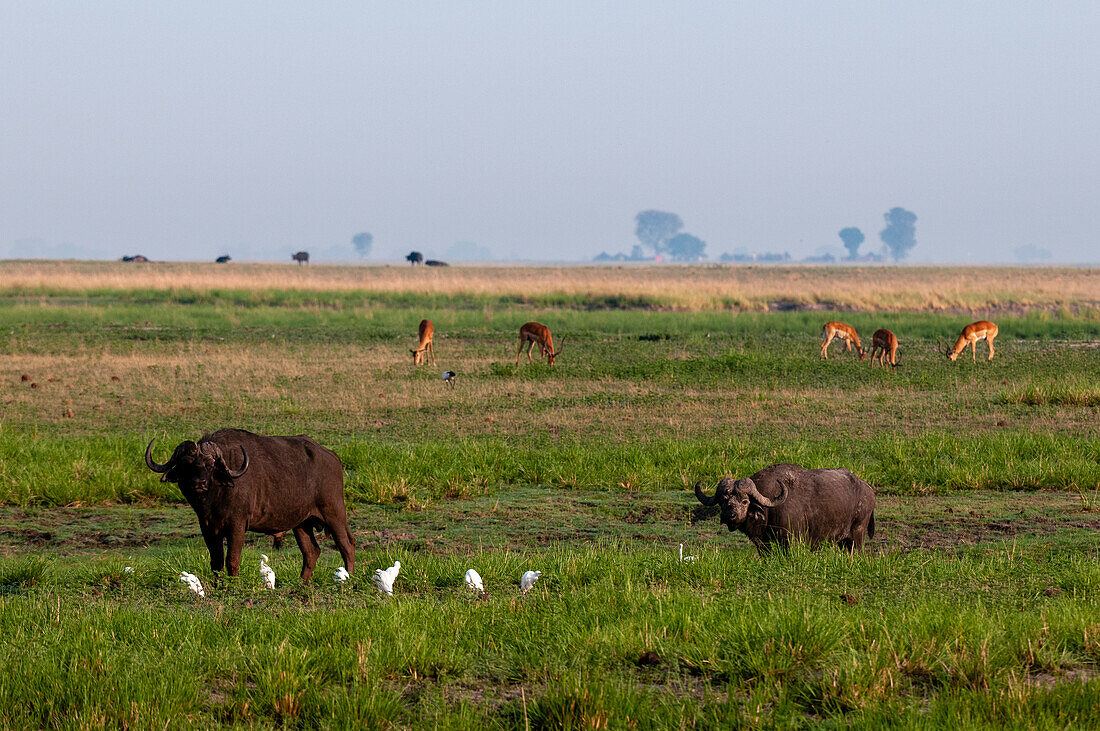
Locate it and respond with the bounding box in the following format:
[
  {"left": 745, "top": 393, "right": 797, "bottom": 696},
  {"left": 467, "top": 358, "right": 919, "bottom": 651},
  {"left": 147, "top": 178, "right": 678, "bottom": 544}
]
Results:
[
  {"left": 679, "top": 544, "right": 696, "bottom": 563},
  {"left": 334, "top": 567, "right": 351, "bottom": 584},
  {"left": 179, "top": 572, "right": 205, "bottom": 598},
  {"left": 465, "top": 568, "right": 485, "bottom": 593},
  {"left": 373, "top": 561, "right": 401, "bottom": 596},
  {"left": 259, "top": 554, "right": 276, "bottom": 590},
  {"left": 520, "top": 570, "right": 541, "bottom": 593}
]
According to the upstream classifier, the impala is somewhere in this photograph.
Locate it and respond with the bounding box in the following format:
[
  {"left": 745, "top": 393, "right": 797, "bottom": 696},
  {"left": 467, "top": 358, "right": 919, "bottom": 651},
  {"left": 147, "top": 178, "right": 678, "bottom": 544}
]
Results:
[
  {"left": 516, "top": 322, "right": 564, "bottom": 368},
  {"left": 411, "top": 319, "right": 435, "bottom": 366},
  {"left": 947, "top": 320, "right": 998, "bottom": 362},
  {"left": 820, "top": 321, "right": 864, "bottom": 360},
  {"left": 869, "top": 328, "right": 899, "bottom": 369}
]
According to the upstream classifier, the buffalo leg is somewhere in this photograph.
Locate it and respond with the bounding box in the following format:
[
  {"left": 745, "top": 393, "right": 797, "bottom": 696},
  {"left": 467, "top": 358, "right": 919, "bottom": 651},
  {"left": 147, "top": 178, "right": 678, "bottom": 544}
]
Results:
[
  {"left": 202, "top": 529, "right": 225, "bottom": 573},
  {"left": 225, "top": 524, "right": 247, "bottom": 576},
  {"left": 328, "top": 521, "right": 356, "bottom": 575},
  {"left": 293, "top": 525, "right": 322, "bottom": 581}
]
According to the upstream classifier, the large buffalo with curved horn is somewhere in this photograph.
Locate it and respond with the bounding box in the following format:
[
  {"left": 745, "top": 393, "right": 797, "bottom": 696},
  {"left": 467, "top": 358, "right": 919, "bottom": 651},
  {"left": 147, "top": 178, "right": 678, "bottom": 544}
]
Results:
[
  {"left": 694, "top": 463, "right": 876, "bottom": 554},
  {"left": 145, "top": 428, "right": 354, "bottom": 581}
]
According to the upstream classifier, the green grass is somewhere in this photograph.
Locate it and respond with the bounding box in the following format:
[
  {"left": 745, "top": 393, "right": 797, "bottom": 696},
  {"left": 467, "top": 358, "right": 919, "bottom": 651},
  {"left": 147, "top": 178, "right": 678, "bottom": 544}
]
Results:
[
  {"left": 1, "top": 295, "right": 1097, "bottom": 505},
  {"left": 1, "top": 536, "right": 1097, "bottom": 728}
]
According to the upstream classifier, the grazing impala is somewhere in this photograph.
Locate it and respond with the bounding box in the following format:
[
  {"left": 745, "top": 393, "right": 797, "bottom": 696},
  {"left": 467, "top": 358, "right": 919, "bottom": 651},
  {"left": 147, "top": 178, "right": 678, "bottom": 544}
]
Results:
[
  {"left": 947, "top": 320, "right": 998, "bottom": 362},
  {"left": 820, "top": 322, "right": 865, "bottom": 360},
  {"left": 411, "top": 319, "right": 435, "bottom": 366},
  {"left": 869, "top": 328, "right": 899, "bottom": 369},
  {"left": 516, "top": 322, "right": 564, "bottom": 368}
]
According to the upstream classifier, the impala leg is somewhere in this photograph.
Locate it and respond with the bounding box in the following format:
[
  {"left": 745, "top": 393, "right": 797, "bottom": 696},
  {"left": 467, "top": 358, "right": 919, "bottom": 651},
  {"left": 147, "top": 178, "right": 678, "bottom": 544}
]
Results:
[
  {"left": 526, "top": 341, "right": 536, "bottom": 362},
  {"left": 987, "top": 336, "right": 995, "bottom": 361},
  {"left": 429, "top": 341, "right": 435, "bottom": 366},
  {"left": 971, "top": 340, "right": 977, "bottom": 362},
  {"left": 516, "top": 339, "right": 524, "bottom": 365},
  {"left": 820, "top": 333, "right": 834, "bottom": 359}
]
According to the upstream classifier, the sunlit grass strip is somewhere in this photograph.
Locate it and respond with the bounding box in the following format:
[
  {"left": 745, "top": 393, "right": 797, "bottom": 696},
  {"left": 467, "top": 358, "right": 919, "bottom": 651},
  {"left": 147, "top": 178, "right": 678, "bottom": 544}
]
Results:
[
  {"left": 2, "top": 260, "right": 1098, "bottom": 312},
  {"left": 1, "top": 431, "right": 1095, "bottom": 507},
  {"left": 1001, "top": 378, "right": 1100, "bottom": 407}
]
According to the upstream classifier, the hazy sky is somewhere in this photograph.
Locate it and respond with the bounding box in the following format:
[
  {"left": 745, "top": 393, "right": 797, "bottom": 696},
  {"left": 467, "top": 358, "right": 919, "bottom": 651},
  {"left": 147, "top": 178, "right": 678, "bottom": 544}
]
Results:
[{"left": 3, "top": 2, "right": 1099, "bottom": 263}]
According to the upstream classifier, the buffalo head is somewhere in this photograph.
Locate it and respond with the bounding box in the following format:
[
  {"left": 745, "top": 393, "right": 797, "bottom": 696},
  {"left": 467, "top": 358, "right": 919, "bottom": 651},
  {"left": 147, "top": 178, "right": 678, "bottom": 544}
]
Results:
[
  {"left": 694, "top": 477, "right": 788, "bottom": 531},
  {"left": 145, "top": 439, "right": 248, "bottom": 492}
]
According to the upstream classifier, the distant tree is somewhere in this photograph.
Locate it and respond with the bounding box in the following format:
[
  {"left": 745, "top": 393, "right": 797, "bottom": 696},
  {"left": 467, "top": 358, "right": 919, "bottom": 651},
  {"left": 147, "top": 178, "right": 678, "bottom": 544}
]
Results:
[
  {"left": 838, "top": 227, "right": 865, "bottom": 260},
  {"left": 666, "top": 233, "right": 706, "bottom": 262},
  {"left": 629, "top": 245, "right": 647, "bottom": 261},
  {"left": 879, "top": 208, "right": 918, "bottom": 261},
  {"left": 634, "top": 210, "right": 683, "bottom": 256},
  {"left": 1013, "top": 244, "right": 1053, "bottom": 262},
  {"left": 352, "top": 232, "right": 373, "bottom": 258}
]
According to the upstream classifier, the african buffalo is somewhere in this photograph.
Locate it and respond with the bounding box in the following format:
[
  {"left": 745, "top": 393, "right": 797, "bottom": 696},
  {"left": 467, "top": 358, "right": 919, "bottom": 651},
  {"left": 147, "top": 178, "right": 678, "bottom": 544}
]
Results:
[
  {"left": 406, "top": 251, "right": 424, "bottom": 265},
  {"left": 694, "top": 463, "right": 875, "bottom": 554},
  {"left": 145, "top": 428, "right": 354, "bottom": 580},
  {"left": 291, "top": 251, "right": 310, "bottom": 265}
]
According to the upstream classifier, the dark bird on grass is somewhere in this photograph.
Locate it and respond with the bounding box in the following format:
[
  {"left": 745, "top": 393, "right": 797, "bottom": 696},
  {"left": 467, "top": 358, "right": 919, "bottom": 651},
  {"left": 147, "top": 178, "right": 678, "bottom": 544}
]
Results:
[{"left": 442, "top": 370, "right": 456, "bottom": 388}]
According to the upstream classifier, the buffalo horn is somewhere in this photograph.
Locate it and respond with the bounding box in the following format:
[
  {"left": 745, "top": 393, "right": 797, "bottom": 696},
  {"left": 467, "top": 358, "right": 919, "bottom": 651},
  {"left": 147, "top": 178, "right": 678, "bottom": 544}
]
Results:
[
  {"left": 694, "top": 480, "right": 718, "bottom": 506},
  {"left": 145, "top": 439, "right": 171, "bottom": 473},
  {"left": 222, "top": 446, "right": 249, "bottom": 479},
  {"left": 747, "top": 479, "right": 788, "bottom": 508}
]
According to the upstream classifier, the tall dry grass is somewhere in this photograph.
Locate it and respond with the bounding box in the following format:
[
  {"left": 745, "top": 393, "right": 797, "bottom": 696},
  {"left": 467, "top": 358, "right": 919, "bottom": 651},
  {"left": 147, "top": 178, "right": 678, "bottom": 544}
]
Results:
[{"left": 2, "top": 260, "right": 1097, "bottom": 311}]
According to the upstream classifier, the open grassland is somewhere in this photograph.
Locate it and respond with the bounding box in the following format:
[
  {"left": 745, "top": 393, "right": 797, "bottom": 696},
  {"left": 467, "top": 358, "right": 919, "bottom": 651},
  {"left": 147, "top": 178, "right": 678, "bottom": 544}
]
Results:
[
  {"left": 0, "top": 297, "right": 1096, "bottom": 504},
  {"left": 2, "top": 259, "right": 1099, "bottom": 312},
  {"left": 0, "top": 492, "right": 1098, "bottom": 729},
  {"left": 0, "top": 262, "right": 1097, "bottom": 727}
]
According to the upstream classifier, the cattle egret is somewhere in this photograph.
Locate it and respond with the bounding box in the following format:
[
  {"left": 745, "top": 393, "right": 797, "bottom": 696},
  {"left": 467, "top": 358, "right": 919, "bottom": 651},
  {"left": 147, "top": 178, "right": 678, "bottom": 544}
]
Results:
[
  {"left": 124, "top": 566, "right": 134, "bottom": 573},
  {"left": 442, "top": 371, "right": 456, "bottom": 388},
  {"left": 679, "top": 544, "right": 696, "bottom": 562},
  {"left": 179, "top": 572, "right": 205, "bottom": 598},
  {"left": 373, "top": 561, "right": 401, "bottom": 596},
  {"left": 334, "top": 567, "right": 351, "bottom": 583},
  {"left": 465, "top": 568, "right": 485, "bottom": 593},
  {"left": 520, "top": 570, "right": 541, "bottom": 593},
  {"left": 259, "top": 554, "right": 276, "bottom": 590}
]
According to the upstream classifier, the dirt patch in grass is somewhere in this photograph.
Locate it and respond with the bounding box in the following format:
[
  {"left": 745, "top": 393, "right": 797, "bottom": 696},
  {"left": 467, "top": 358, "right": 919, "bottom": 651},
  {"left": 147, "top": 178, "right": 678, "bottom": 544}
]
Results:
[{"left": 3, "top": 489, "right": 1094, "bottom": 556}]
